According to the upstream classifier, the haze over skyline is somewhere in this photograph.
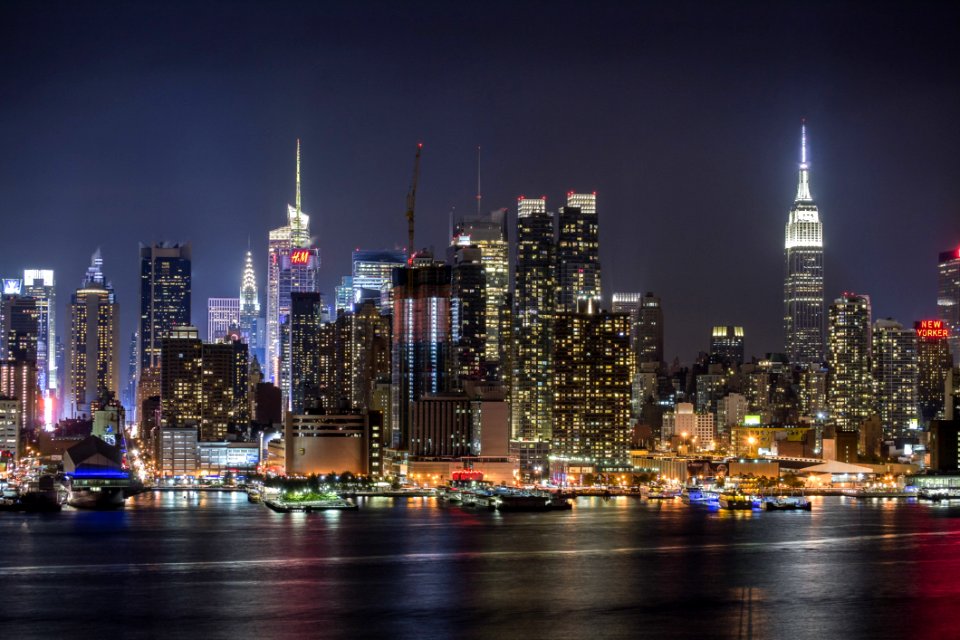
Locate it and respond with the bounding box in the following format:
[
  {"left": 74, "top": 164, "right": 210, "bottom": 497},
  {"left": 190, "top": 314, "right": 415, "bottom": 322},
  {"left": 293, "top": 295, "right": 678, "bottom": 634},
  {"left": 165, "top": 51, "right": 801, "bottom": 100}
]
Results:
[{"left": 2, "top": 1, "right": 958, "bottom": 365}]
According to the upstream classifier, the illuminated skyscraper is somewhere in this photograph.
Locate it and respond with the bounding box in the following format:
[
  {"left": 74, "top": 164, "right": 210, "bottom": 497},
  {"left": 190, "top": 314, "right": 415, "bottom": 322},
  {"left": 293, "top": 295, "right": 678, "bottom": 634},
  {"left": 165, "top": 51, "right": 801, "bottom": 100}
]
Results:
[
  {"left": 872, "top": 319, "right": 918, "bottom": 436},
  {"left": 239, "top": 250, "right": 264, "bottom": 365},
  {"left": 207, "top": 297, "right": 240, "bottom": 342},
  {"left": 288, "top": 292, "right": 323, "bottom": 414},
  {"left": 637, "top": 292, "right": 664, "bottom": 366},
  {"left": 916, "top": 319, "right": 952, "bottom": 424},
  {"left": 391, "top": 256, "right": 453, "bottom": 449},
  {"left": 556, "top": 192, "right": 601, "bottom": 313},
  {"left": 710, "top": 326, "right": 745, "bottom": 367},
  {"left": 827, "top": 294, "right": 873, "bottom": 432},
  {"left": 350, "top": 301, "right": 392, "bottom": 412},
  {"left": 266, "top": 140, "right": 320, "bottom": 387},
  {"left": 553, "top": 299, "right": 634, "bottom": 467},
  {"left": 612, "top": 292, "right": 642, "bottom": 349},
  {"left": 139, "top": 243, "right": 192, "bottom": 376},
  {"left": 352, "top": 249, "right": 407, "bottom": 312},
  {"left": 512, "top": 197, "right": 555, "bottom": 444},
  {"left": 784, "top": 123, "right": 825, "bottom": 367},
  {"left": 67, "top": 251, "right": 119, "bottom": 418},
  {"left": 451, "top": 245, "right": 486, "bottom": 380},
  {"left": 939, "top": 247, "right": 960, "bottom": 365},
  {"left": 160, "top": 326, "right": 202, "bottom": 429},
  {"left": 452, "top": 209, "right": 509, "bottom": 376},
  {"left": 22, "top": 269, "right": 56, "bottom": 394}
]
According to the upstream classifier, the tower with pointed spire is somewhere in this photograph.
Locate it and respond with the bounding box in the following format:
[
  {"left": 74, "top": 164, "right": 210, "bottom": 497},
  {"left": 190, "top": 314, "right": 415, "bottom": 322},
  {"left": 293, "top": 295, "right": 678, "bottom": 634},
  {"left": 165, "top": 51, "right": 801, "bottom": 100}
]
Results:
[
  {"left": 265, "top": 140, "right": 320, "bottom": 393},
  {"left": 239, "top": 250, "right": 264, "bottom": 365},
  {"left": 783, "top": 121, "right": 825, "bottom": 367}
]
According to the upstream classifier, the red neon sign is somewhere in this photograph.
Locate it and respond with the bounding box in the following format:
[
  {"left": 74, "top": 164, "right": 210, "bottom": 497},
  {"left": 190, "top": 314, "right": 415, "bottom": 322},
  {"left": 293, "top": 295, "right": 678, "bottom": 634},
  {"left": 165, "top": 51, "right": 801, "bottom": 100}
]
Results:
[
  {"left": 290, "top": 249, "right": 311, "bottom": 265},
  {"left": 916, "top": 320, "right": 949, "bottom": 339}
]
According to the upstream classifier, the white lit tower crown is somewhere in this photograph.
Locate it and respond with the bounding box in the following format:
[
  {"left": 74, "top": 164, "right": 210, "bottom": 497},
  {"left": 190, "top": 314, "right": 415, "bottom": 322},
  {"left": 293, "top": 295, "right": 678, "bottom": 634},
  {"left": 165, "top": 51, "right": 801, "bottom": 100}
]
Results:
[
  {"left": 783, "top": 122, "right": 825, "bottom": 367},
  {"left": 239, "top": 249, "right": 264, "bottom": 364}
]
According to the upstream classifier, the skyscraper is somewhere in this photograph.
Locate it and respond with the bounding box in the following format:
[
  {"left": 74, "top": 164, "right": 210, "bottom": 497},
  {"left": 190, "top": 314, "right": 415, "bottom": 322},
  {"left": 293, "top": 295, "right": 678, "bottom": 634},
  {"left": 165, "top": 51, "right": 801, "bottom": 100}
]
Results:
[
  {"left": 288, "top": 292, "right": 323, "bottom": 414},
  {"left": 553, "top": 299, "right": 634, "bottom": 467},
  {"left": 710, "top": 326, "right": 745, "bottom": 367},
  {"left": 512, "top": 196, "right": 555, "bottom": 444},
  {"left": 916, "top": 319, "right": 952, "bottom": 424},
  {"left": 351, "top": 249, "right": 407, "bottom": 312},
  {"left": 391, "top": 256, "right": 453, "bottom": 450},
  {"left": 350, "top": 300, "right": 392, "bottom": 412},
  {"left": 160, "top": 326, "right": 202, "bottom": 429},
  {"left": 266, "top": 140, "right": 320, "bottom": 386},
  {"left": 556, "top": 192, "right": 601, "bottom": 313},
  {"left": 207, "top": 297, "right": 240, "bottom": 342},
  {"left": 612, "top": 292, "right": 642, "bottom": 350},
  {"left": 637, "top": 292, "right": 664, "bottom": 366},
  {"left": 139, "top": 243, "right": 192, "bottom": 376},
  {"left": 22, "top": 270, "right": 56, "bottom": 395},
  {"left": 239, "top": 250, "right": 264, "bottom": 365},
  {"left": 939, "top": 247, "right": 960, "bottom": 365},
  {"left": 66, "top": 251, "right": 119, "bottom": 418},
  {"left": 453, "top": 209, "right": 510, "bottom": 376},
  {"left": 872, "top": 319, "right": 918, "bottom": 436},
  {"left": 783, "top": 123, "right": 825, "bottom": 367},
  {"left": 827, "top": 294, "right": 873, "bottom": 433},
  {"left": 451, "top": 245, "right": 486, "bottom": 380}
]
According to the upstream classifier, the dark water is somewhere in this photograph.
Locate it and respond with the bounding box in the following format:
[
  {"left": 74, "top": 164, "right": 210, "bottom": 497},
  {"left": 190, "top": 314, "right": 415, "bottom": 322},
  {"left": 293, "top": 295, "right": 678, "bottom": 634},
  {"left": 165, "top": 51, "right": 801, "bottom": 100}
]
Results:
[{"left": 1, "top": 493, "right": 959, "bottom": 639}]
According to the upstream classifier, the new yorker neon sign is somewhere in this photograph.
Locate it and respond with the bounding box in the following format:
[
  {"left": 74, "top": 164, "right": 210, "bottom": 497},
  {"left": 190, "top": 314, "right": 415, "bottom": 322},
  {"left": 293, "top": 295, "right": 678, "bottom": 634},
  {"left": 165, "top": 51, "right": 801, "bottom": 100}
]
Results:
[
  {"left": 290, "top": 249, "right": 311, "bottom": 265},
  {"left": 917, "top": 320, "right": 949, "bottom": 339}
]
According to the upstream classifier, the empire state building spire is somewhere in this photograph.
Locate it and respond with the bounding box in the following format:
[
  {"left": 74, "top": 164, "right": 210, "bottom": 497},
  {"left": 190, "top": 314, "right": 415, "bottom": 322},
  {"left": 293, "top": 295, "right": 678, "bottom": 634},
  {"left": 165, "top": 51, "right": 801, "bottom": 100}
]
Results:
[
  {"left": 783, "top": 120, "right": 825, "bottom": 367},
  {"left": 795, "top": 121, "right": 813, "bottom": 202}
]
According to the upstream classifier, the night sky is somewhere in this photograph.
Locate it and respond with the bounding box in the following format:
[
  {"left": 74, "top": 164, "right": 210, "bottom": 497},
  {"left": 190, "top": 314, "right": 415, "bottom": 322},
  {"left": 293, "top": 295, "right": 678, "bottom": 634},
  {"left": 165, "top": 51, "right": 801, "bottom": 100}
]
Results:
[{"left": 1, "top": 1, "right": 958, "bottom": 365}]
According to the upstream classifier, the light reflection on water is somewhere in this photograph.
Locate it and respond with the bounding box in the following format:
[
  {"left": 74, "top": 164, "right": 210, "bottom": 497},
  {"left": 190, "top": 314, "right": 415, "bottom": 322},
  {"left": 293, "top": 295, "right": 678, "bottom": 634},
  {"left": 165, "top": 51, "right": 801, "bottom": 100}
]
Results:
[{"left": 2, "top": 493, "right": 960, "bottom": 639}]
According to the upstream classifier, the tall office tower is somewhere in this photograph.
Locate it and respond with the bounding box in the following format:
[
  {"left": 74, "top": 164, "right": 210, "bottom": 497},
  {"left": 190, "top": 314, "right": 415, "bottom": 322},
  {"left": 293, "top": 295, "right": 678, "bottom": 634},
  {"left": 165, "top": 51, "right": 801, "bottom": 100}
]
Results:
[
  {"left": 872, "top": 319, "right": 919, "bottom": 436},
  {"left": 612, "top": 292, "right": 642, "bottom": 350},
  {"left": 335, "top": 276, "right": 354, "bottom": 313},
  {"left": 916, "top": 319, "right": 953, "bottom": 424},
  {"left": 207, "top": 297, "right": 240, "bottom": 341},
  {"left": 200, "top": 339, "right": 246, "bottom": 440},
  {"left": 266, "top": 140, "right": 320, "bottom": 385},
  {"left": 451, "top": 245, "right": 486, "bottom": 380},
  {"left": 556, "top": 192, "right": 601, "bottom": 313},
  {"left": 827, "top": 294, "right": 873, "bottom": 432},
  {"left": 160, "top": 326, "right": 202, "bottom": 428},
  {"left": 139, "top": 243, "right": 192, "bottom": 377},
  {"left": 553, "top": 299, "right": 634, "bottom": 467},
  {"left": 0, "top": 359, "right": 35, "bottom": 434},
  {"left": 66, "top": 251, "right": 119, "bottom": 418},
  {"left": 22, "top": 270, "right": 55, "bottom": 394},
  {"left": 352, "top": 249, "right": 407, "bottom": 312},
  {"left": 391, "top": 257, "right": 453, "bottom": 449},
  {"left": 452, "top": 209, "right": 509, "bottom": 376},
  {"left": 288, "top": 292, "right": 323, "bottom": 414},
  {"left": 512, "top": 197, "right": 555, "bottom": 445},
  {"left": 939, "top": 247, "right": 960, "bottom": 365},
  {"left": 1, "top": 296, "right": 38, "bottom": 363},
  {"left": 350, "top": 300, "right": 392, "bottom": 412},
  {"left": 637, "top": 292, "right": 664, "bottom": 366},
  {"left": 710, "top": 326, "right": 745, "bottom": 367},
  {"left": 783, "top": 123, "right": 825, "bottom": 367},
  {"left": 238, "top": 250, "right": 264, "bottom": 366}
]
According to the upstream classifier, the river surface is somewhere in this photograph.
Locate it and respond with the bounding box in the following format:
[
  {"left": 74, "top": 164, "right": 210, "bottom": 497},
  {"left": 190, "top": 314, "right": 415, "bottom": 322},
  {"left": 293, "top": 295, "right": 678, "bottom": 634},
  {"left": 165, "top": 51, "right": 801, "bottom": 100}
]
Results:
[{"left": 1, "top": 493, "right": 959, "bottom": 639}]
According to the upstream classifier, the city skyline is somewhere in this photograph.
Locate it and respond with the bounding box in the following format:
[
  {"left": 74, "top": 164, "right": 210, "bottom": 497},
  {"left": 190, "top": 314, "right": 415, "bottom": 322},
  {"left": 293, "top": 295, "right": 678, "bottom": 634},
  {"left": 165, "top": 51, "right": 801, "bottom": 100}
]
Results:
[{"left": 2, "top": 1, "right": 959, "bottom": 367}]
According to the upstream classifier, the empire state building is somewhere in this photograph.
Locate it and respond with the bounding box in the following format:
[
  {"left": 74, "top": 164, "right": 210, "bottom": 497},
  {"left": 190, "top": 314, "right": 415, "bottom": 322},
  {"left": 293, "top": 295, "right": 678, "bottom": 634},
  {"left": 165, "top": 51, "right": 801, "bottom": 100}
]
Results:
[{"left": 783, "top": 123, "right": 825, "bottom": 366}]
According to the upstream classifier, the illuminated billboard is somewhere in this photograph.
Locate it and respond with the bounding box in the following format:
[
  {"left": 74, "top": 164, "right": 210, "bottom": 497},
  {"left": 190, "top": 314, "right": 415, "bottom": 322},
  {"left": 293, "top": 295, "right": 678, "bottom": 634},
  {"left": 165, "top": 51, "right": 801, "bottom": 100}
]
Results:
[
  {"left": 743, "top": 414, "right": 762, "bottom": 426},
  {"left": 916, "top": 319, "right": 949, "bottom": 339},
  {"left": 2, "top": 279, "right": 22, "bottom": 296},
  {"left": 290, "top": 249, "right": 311, "bottom": 265}
]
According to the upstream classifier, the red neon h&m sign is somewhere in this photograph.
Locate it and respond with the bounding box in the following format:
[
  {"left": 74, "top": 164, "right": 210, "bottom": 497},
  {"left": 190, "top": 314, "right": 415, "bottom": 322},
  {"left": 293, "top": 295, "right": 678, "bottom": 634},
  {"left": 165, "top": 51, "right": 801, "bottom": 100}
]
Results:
[
  {"left": 916, "top": 320, "right": 949, "bottom": 339},
  {"left": 290, "top": 249, "right": 311, "bottom": 265}
]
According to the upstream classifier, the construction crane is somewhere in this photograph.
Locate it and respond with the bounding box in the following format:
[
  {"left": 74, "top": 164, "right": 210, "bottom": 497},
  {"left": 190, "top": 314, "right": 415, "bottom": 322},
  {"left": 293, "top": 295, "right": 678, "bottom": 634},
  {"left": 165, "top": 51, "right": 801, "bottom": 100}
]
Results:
[{"left": 405, "top": 143, "right": 422, "bottom": 262}]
